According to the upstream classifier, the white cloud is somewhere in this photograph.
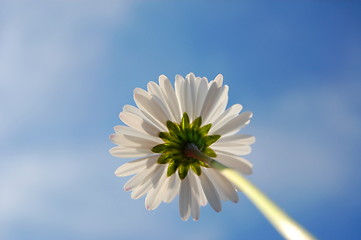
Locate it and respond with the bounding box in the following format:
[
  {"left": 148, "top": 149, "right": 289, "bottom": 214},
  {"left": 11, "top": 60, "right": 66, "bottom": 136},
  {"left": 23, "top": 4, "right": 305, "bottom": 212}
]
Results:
[
  {"left": 0, "top": 1, "right": 132, "bottom": 140},
  {"left": 0, "top": 152, "right": 77, "bottom": 217},
  {"left": 0, "top": 147, "right": 225, "bottom": 240},
  {"left": 0, "top": 151, "right": 78, "bottom": 239},
  {"left": 250, "top": 79, "right": 360, "bottom": 205},
  {"left": 0, "top": 149, "right": 136, "bottom": 237}
]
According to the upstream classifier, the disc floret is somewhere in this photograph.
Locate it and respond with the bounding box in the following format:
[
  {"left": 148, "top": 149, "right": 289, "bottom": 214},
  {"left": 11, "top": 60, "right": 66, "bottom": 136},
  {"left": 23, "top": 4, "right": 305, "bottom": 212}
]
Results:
[{"left": 151, "top": 113, "right": 220, "bottom": 180}]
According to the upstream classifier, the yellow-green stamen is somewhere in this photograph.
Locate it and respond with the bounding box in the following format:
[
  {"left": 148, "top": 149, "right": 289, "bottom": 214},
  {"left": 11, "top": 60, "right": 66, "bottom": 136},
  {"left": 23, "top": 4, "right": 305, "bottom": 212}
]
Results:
[{"left": 151, "top": 113, "right": 220, "bottom": 180}]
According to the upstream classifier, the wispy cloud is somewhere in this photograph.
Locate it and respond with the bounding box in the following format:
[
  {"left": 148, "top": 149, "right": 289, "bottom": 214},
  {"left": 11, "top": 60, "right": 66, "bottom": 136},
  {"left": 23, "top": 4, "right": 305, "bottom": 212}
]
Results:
[
  {"left": 0, "top": 148, "right": 224, "bottom": 240},
  {"left": 252, "top": 78, "right": 361, "bottom": 205},
  {"left": 0, "top": 1, "right": 131, "bottom": 140},
  {"left": 1, "top": 1, "right": 360, "bottom": 239}
]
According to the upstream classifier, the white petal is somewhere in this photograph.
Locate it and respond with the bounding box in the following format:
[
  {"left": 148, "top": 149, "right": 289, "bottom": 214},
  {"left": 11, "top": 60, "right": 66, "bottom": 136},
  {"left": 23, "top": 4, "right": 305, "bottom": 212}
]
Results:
[
  {"left": 131, "top": 180, "right": 153, "bottom": 199},
  {"left": 124, "top": 164, "right": 160, "bottom": 191},
  {"left": 179, "top": 175, "right": 191, "bottom": 221},
  {"left": 203, "top": 85, "right": 229, "bottom": 125},
  {"left": 110, "top": 133, "right": 159, "bottom": 148},
  {"left": 159, "top": 75, "right": 182, "bottom": 122},
  {"left": 175, "top": 74, "right": 186, "bottom": 115},
  {"left": 201, "top": 77, "right": 208, "bottom": 82},
  {"left": 193, "top": 77, "right": 209, "bottom": 119},
  {"left": 115, "top": 162, "right": 145, "bottom": 177},
  {"left": 202, "top": 74, "right": 228, "bottom": 124},
  {"left": 205, "top": 168, "right": 239, "bottom": 203},
  {"left": 132, "top": 88, "right": 165, "bottom": 131},
  {"left": 145, "top": 188, "right": 157, "bottom": 210},
  {"left": 184, "top": 79, "right": 193, "bottom": 120},
  {"left": 130, "top": 162, "right": 164, "bottom": 199},
  {"left": 134, "top": 89, "right": 168, "bottom": 130},
  {"left": 212, "top": 111, "right": 253, "bottom": 136},
  {"left": 147, "top": 81, "right": 163, "bottom": 99},
  {"left": 214, "top": 152, "right": 253, "bottom": 175},
  {"left": 114, "top": 155, "right": 158, "bottom": 177},
  {"left": 213, "top": 74, "right": 223, "bottom": 86},
  {"left": 109, "top": 146, "right": 152, "bottom": 158},
  {"left": 188, "top": 171, "right": 202, "bottom": 220},
  {"left": 153, "top": 174, "right": 170, "bottom": 204},
  {"left": 119, "top": 111, "right": 160, "bottom": 137},
  {"left": 123, "top": 104, "right": 145, "bottom": 118},
  {"left": 145, "top": 188, "right": 155, "bottom": 207},
  {"left": 199, "top": 171, "right": 222, "bottom": 212},
  {"left": 209, "top": 104, "right": 243, "bottom": 134},
  {"left": 216, "top": 134, "right": 256, "bottom": 145},
  {"left": 200, "top": 82, "right": 221, "bottom": 123},
  {"left": 212, "top": 145, "right": 252, "bottom": 156},
  {"left": 113, "top": 125, "right": 161, "bottom": 143},
  {"left": 148, "top": 81, "right": 176, "bottom": 122},
  {"left": 186, "top": 74, "right": 196, "bottom": 121},
  {"left": 188, "top": 170, "right": 207, "bottom": 206},
  {"left": 147, "top": 81, "right": 175, "bottom": 121},
  {"left": 145, "top": 166, "right": 168, "bottom": 210},
  {"left": 149, "top": 163, "right": 166, "bottom": 188},
  {"left": 185, "top": 72, "right": 196, "bottom": 79},
  {"left": 156, "top": 174, "right": 172, "bottom": 202},
  {"left": 190, "top": 189, "right": 200, "bottom": 221},
  {"left": 191, "top": 77, "right": 202, "bottom": 116},
  {"left": 163, "top": 174, "right": 180, "bottom": 203},
  {"left": 206, "top": 86, "right": 228, "bottom": 123},
  {"left": 196, "top": 178, "right": 207, "bottom": 207}
]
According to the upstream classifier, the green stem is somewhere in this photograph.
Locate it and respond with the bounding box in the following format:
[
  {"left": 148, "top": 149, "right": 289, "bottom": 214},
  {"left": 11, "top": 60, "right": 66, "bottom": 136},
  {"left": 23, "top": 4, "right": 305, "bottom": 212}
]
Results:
[{"left": 184, "top": 143, "right": 316, "bottom": 240}]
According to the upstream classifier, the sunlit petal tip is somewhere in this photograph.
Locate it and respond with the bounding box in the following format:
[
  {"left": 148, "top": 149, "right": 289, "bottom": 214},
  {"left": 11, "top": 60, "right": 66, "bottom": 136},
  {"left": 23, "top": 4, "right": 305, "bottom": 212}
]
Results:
[
  {"left": 186, "top": 72, "right": 196, "bottom": 79},
  {"left": 118, "top": 111, "right": 123, "bottom": 120},
  {"left": 146, "top": 81, "right": 156, "bottom": 91},
  {"left": 214, "top": 74, "right": 224, "bottom": 86},
  {"left": 133, "top": 87, "right": 145, "bottom": 95},
  {"left": 114, "top": 165, "right": 125, "bottom": 176},
  {"left": 110, "top": 73, "right": 254, "bottom": 220},
  {"left": 248, "top": 136, "right": 256, "bottom": 145},
  {"left": 108, "top": 146, "right": 117, "bottom": 155},
  {"left": 158, "top": 74, "right": 168, "bottom": 80},
  {"left": 114, "top": 168, "right": 127, "bottom": 177},
  {"left": 175, "top": 74, "right": 184, "bottom": 80}
]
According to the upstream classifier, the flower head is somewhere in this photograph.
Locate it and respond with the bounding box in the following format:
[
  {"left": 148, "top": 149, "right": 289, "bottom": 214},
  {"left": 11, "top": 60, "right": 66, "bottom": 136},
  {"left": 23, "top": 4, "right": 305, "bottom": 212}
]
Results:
[{"left": 110, "top": 73, "right": 255, "bottom": 221}]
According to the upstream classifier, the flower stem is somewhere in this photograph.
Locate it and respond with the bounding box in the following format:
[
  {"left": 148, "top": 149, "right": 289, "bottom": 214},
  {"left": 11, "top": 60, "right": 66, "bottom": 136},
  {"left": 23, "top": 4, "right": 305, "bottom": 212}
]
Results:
[{"left": 184, "top": 143, "right": 316, "bottom": 240}]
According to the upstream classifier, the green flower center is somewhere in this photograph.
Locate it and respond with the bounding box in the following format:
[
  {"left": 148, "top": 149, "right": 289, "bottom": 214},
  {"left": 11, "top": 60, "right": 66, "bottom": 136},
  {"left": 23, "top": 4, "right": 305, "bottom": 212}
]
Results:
[{"left": 151, "top": 113, "right": 220, "bottom": 180}]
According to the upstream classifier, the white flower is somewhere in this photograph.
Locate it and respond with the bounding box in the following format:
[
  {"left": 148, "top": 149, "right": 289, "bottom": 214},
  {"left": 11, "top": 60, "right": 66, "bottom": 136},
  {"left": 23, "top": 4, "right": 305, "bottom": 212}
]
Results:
[{"left": 109, "top": 73, "right": 255, "bottom": 221}]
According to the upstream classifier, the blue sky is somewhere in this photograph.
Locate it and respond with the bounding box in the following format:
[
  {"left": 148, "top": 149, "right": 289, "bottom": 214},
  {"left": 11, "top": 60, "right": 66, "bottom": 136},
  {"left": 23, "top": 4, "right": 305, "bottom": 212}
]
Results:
[{"left": 0, "top": 1, "right": 360, "bottom": 239}]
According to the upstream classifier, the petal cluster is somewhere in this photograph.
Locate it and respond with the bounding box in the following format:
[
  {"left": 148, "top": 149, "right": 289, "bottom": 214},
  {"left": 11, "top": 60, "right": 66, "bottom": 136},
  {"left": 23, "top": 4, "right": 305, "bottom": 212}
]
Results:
[{"left": 110, "top": 73, "right": 255, "bottom": 221}]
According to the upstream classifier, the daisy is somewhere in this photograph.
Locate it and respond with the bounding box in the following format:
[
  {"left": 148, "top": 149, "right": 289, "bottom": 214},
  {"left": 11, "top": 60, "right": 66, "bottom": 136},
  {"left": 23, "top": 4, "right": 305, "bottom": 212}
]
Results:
[{"left": 109, "top": 73, "right": 255, "bottom": 221}]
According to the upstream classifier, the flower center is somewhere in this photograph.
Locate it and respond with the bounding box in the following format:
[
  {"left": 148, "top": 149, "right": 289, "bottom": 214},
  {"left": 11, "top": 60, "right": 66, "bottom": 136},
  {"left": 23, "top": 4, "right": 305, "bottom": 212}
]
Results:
[{"left": 151, "top": 113, "right": 220, "bottom": 180}]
